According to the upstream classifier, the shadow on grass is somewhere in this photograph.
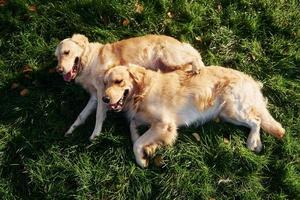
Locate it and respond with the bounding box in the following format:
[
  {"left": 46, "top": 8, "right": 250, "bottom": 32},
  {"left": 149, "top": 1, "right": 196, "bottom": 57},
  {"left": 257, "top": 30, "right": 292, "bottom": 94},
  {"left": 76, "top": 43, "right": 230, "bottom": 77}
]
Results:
[
  {"left": 0, "top": 68, "right": 297, "bottom": 199},
  {"left": 0, "top": 67, "right": 131, "bottom": 198}
]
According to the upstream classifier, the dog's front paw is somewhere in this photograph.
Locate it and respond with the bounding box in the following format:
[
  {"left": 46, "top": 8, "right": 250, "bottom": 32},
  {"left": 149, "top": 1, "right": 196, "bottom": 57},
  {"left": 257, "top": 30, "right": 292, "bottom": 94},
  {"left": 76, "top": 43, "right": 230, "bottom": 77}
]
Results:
[
  {"left": 135, "top": 151, "right": 149, "bottom": 168},
  {"left": 64, "top": 127, "right": 74, "bottom": 137},
  {"left": 144, "top": 144, "right": 158, "bottom": 157},
  {"left": 89, "top": 134, "right": 97, "bottom": 141},
  {"left": 247, "top": 135, "right": 263, "bottom": 153},
  {"left": 89, "top": 131, "right": 102, "bottom": 141},
  {"left": 134, "top": 144, "right": 150, "bottom": 168}
]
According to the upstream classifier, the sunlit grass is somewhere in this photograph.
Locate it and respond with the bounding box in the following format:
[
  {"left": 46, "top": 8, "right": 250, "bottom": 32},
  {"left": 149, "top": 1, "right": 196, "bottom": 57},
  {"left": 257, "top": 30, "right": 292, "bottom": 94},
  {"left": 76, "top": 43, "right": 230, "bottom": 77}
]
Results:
[{"left": 0, "top": 0, "right": 299, "bottom": 199}]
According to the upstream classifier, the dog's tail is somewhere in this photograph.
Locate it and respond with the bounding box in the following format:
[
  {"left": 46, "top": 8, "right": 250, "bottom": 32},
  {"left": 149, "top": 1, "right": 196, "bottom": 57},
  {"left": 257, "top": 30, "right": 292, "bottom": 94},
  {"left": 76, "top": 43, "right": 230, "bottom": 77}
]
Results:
[{"left": 260, "top": 109, "right": 285, "bottom": 139}]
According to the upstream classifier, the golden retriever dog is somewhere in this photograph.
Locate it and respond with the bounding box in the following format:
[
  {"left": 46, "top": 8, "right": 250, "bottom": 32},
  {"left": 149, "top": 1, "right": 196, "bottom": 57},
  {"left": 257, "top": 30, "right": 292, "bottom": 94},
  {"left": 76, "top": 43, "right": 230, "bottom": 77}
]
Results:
[
  {"left": 102, "top": 64, "right": 285, "bottom": 167},
  {"left": 55, "top": 34, "right": 205, "bottom": 140}
]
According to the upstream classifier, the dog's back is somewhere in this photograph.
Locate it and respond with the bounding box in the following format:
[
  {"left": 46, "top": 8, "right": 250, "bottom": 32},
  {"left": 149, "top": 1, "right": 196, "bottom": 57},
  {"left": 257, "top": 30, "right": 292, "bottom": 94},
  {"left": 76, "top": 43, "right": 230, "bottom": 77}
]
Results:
[{"left": 138, "top": 66, "right": 274, "bottom": 128}]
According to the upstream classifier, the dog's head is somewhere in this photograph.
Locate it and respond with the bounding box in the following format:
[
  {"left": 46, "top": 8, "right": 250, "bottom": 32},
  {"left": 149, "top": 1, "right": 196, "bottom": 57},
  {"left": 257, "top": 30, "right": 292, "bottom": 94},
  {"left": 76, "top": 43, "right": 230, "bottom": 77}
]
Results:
[
  {"left": 55, "top": 34, "right": 89, "bottom": 81},
  {"left": 102, "top": 64, "right": 146, "bottom": 112}
]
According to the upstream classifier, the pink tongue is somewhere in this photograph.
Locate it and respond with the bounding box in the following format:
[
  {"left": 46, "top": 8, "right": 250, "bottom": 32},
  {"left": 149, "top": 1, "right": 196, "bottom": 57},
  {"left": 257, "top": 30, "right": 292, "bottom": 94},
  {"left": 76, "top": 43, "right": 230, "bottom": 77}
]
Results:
[
  {"left": 109, "top": 103, "right": 121, "bottom": 110},
  {"left": 109, "top": 104, "right": 117, "bottom": 109},
  {"left": 63, "top": 71, "right": 75, "bottom": 82}
]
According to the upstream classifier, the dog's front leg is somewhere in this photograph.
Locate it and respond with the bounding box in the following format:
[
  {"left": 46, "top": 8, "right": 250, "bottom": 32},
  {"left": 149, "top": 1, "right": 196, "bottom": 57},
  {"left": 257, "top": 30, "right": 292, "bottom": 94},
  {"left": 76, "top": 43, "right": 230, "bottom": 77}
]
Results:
[
  {"left": 89, "top": 93, "right": 107, "bottom": 141},
  {"left": 65, "top": 95, "right": 97, "bottom": 136},
  {"left": 133, "top": 122, "right": 178, "bottom": 168},
  {"left": 130, "top": 119, "right": 143, "bottom": 143},
  {"left": 133, "top": 128, "right": 155, "bottom": 168}
]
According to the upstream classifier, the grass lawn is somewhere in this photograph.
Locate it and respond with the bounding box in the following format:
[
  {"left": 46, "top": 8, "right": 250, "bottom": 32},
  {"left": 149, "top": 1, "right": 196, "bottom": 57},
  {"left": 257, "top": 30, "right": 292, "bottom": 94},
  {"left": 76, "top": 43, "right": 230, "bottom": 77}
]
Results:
[{"left": 0, "top": 0, "right": 299, "bottom": 199}]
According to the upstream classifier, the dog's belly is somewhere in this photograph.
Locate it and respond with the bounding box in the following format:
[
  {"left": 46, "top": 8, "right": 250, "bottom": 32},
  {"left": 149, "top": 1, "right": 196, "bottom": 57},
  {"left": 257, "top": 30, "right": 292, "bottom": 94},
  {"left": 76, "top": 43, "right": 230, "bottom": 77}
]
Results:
[{"left": 176, "top": 100, "right": 222, "bottom": 127}]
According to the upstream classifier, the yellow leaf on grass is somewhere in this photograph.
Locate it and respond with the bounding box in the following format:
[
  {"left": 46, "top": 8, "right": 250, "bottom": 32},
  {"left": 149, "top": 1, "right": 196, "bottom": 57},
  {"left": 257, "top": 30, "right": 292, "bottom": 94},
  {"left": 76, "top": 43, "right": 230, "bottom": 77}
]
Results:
[
  {"left": 11, "top": 83, "right": 20, "bottom": 90},
  {"left": 28, "top": 4, "right": 37, "bottom": 12},
  {"left": 122, "top": 18, "right": 130, "bottom": 26},
  {"left": 0, "top": 0, "right": 8, "bottom": 7},
  {"left": 192, "top": 132, "right": 201, "bottom": 142},
  {"left": 135, "top": 2, "right": 144, "bottom": 14},
  {"left": 22, "top": 65, "right": 33, "bottom": 73},
  {"left": 217, "top": 4, "right": 222, "bottom": 12},
  {"left": 20, "top": 88, "right": 29, "bottom": 96},
  {"left": 195, "top": 36, "right": 202, "bottom": 42},
  {"left": 167, "top": 12, "right": 173, "bottom": 18},
  {"left": 223, "top": 137, "right": 230, "bottom": 144}
]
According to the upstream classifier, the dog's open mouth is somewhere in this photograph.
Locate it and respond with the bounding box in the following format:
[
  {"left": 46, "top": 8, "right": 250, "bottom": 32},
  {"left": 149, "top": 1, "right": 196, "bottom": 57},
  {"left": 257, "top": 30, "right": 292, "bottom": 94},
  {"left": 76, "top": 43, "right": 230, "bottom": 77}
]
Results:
[
  {"left": 109, "top": 89, "right": 129, "bottom": 112},
  {"left": 63, "top": 57, "right": 80, "bottom": 82}
]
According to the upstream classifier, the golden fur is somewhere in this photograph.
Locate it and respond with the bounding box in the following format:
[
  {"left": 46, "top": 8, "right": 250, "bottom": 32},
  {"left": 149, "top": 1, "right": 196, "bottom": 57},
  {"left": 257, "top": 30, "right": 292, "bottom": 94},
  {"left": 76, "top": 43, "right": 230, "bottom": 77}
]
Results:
[
  {"left": 55, "top": 34, "right": 205, "bottom": 140},
  {"left": 103, "top": 64, "right": 285, "bottom": 167}
]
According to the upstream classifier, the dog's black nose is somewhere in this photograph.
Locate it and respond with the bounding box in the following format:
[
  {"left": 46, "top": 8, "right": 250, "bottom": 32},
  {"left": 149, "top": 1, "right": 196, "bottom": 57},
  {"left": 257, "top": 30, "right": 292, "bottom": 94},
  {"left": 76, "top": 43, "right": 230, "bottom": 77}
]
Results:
[
  {"left": 102, "top": 96, "right": 110, "bottom": 104},
  {"left": 56, "top": 66, "right": 64, "bottom": 74}
]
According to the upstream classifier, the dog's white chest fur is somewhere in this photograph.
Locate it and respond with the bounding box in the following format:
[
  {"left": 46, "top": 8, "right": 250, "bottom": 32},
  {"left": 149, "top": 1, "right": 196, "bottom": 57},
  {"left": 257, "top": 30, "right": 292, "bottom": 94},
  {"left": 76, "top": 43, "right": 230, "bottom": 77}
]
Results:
[{"left": 177, "top": 98, "right": 222, "bottom": 126}]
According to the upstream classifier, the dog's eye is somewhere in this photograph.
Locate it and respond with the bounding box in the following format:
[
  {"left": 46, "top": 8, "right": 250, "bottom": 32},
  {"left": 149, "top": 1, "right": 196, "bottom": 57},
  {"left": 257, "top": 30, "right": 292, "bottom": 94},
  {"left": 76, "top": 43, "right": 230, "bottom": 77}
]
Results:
[
  {"left": 63, "top": 50, "right": 70, "bottom": 55},
  {"left": 114, "top": 80, "right": 123, "bottom": 84}
]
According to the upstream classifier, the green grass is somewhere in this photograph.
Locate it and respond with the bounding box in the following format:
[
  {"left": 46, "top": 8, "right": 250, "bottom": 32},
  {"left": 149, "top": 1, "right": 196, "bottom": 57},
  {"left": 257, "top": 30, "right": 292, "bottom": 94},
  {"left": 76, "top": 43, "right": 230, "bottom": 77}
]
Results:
[{"left": 0, "top": 0, "right": 299, "bottom": 199}]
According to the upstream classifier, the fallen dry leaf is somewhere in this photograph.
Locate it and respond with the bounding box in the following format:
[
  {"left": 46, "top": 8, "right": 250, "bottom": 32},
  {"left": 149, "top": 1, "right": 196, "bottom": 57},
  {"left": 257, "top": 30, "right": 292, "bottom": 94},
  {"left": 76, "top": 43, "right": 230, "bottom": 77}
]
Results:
[
  {"left": 218, "top": 177, "right": 232, "bottom": 184},
  {"left": 22, "top": 65, "right": 33, "bottom": 73},
  {"left": 28, "top": 4, "right": 37, "bottom": 12},
  {"left": 20, "top": 88, "right": 29, "bottom": 96},
  {"left": 217, "top": 4, "right": 222, "bottom": 12},
  {"left": 251, "top": 54, "right": 256, "bottom": 61},
  {"left": 48, "top": 67, "right": 56, "bottom": 74},
  {"left": 154, "top": 155, "right": 165, "bottom": 167},
  {"left": 195, "top": 36, "right": 202, "bottom": 43},
  {"left": 167, "top": 12, "right": 173, "bottom": 18},
  {"left": 135, "top": 2, "right": 144, "bottom": 14},
  {"left": 0, "top": 0, "right": 7, "bottom": 7},
  {"left": 122, "top": 18, "right": 130, "bottom": 26},
  {"left": 192, "top": 132, "right": 201, "bottom": 142},
  {"left": 223, "top": 137, "right": 230, "bottom": 144},
  {"left": 11, "top": 82, "right": 20, "bottom": 90}
]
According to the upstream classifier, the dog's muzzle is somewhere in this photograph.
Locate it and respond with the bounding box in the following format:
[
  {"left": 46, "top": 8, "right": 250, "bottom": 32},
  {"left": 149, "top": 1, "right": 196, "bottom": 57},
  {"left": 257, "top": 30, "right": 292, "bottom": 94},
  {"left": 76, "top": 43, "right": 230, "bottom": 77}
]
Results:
[
  {"left": 62, "top": 57, "right": 81, "bottom": 82},
  {"left": 104, "top": 89, "right": 129, "bottom": 112}
]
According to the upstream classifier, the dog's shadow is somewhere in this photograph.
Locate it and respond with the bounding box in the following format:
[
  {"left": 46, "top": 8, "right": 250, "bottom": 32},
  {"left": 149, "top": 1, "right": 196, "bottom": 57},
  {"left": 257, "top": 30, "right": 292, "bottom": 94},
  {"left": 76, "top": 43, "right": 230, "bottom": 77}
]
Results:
[
  {"left": 0, "top": 67, "right": 131, "bottom": 198},
  {"left": 0, "top": 66, "right": 289, "bottom": 198}
]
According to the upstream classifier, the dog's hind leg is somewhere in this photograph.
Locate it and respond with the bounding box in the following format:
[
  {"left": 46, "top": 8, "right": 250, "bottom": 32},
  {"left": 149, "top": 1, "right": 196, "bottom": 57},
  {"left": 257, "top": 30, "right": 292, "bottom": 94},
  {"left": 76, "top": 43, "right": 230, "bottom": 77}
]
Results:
[
  {"left": 220, "top": 104, "right": 263, "bottom": 153},
  {"left": 65, "top": 95, "right": 97, "bottom": 136},
  {"left": 245, "top": 116, "right": 263, "bottom": 153},
  {"left": 159, "top": 43, "right": 205, "bottom": 72}
]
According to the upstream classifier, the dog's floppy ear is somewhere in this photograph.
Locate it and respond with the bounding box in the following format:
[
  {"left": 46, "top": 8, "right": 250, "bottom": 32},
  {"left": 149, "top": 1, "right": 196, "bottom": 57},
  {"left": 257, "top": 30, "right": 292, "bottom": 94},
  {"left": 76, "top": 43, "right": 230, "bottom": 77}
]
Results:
[
  {"left": 71, "top": 34, "right": 89, "bottom": 49},
  {"left": 54, "top": 46, "right": 59, "bottom": 57},
  {"left": 127, "top": 64, "right": 146, "bottom": 84}
]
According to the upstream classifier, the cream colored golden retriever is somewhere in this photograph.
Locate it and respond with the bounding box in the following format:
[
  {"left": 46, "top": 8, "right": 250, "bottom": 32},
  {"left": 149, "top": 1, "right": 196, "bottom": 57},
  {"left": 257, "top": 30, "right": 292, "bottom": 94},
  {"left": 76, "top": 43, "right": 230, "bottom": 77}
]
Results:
[
  {"left": 102, "top": 64, "right": 285, "bottom": 167},
  {"left": 55, "top": 34, "right": 205, "bottom": 140}
]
